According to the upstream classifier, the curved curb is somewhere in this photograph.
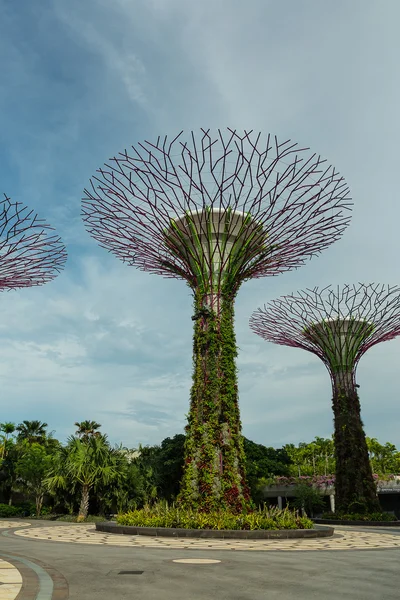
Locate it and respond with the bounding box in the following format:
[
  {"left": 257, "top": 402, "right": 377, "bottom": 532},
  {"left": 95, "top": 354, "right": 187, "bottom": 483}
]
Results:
[
  {"left": 314, "top": 519, "right": 400, "bottom": 527},
  {"left": 0, "top": 552, "right": 69, "bottom": 600},
  {"left": 96, "top": 521, "right": 334, "bottom": 539}
]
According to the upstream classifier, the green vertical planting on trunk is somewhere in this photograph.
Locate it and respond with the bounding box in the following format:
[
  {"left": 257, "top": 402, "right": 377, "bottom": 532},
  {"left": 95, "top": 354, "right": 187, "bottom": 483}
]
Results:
[
  {"left": 178, "top": 288, "right": 252, "bottom": 513},
  {"left": 332, "top": 385, "right": 381, "bottom": 514}
]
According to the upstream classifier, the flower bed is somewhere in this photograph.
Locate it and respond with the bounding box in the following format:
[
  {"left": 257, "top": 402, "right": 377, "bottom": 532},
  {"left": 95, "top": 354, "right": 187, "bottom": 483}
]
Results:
[
  {"left": 320, "top": 511, "right": 398, "bottom": 522},
  {"left": 116, "top": 504, "right": 313, "bottom": 530}
]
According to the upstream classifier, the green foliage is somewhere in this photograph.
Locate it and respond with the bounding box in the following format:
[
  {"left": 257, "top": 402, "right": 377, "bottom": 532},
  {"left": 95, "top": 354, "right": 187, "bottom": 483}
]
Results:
[
  {"left": 321, "top": 511, "right": 397, "bottom": 522},
  {"left": 0, "top": 422, "right": 16, "bottom": 460},
  {"left": 2, "top": 416, "right": 400, "bottom": 523},
  {"left": 45, "top": 435, "right": 124, "bottom": 521},
  {"left": 74, "top": 420, "right": 103, "bottom": 442},
  {"left": 179, "top": 292, "right": 251, "bottom": 513},
  {"left": 16, "top": 421, "right": 49, "bottom": 445},
  {"left": 117, "top": 502, "right": 313, "bottom": 530},
  {"left": 16, "top": 442, "right": 53, "bottom": 516},
  {"left": 0, "top": 503, "right": 22, "bottom": 517},
  {"left": 243, "top": 438, "right": 291, "bottom": 504},
  {"left": 14, "top": 501, "right": 36, "bottom": 516},
  {"left": 333, "top": 391, "right": 381, "bottom": 514},
  {"left": 366, "top": 437, "right": 400, "bottom": 475},
  {"left": 283, "top": 438, "right": 335, "bottom": 477},
  {"left": 292, "top": 484, "right": 326, "bottom": 517}
]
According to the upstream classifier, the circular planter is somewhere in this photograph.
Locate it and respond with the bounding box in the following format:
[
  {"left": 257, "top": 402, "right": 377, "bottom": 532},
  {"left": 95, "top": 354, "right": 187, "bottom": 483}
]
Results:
[
  {"left": 96, "top": 521, "right": 334, "bottom": 539},
  {"left": 313, "top": 518, "right": 400, "bottom": 527}
]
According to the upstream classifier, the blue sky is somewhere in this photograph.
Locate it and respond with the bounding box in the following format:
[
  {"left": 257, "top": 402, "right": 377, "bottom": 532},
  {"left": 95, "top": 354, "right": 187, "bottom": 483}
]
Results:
[{"left": 1, "top": 0, "right": 400, "bottom": 449}]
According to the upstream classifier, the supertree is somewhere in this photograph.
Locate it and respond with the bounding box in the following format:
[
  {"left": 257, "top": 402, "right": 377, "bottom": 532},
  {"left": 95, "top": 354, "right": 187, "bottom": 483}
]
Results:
[
  {"left": 82, "top": 129, "right": 352, "bottom": 513},
  {"left": 250, "top": 284, "right": 400, "bottom": 514},
  {"left": 0, "top": 194, "right": 67, "bottom": 290}
]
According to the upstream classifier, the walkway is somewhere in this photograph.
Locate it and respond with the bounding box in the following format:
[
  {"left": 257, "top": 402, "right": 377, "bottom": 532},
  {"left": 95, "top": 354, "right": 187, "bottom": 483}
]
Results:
[{"left": 11, "top": 522, "right": 400, "bottom": 551}]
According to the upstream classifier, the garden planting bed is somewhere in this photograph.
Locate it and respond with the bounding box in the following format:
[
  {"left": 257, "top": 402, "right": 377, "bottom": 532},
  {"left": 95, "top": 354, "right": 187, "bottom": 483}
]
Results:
[
  {"left": 313, "top": 518, "right": 400, "bottom": 527},
  {"left": 96, "top": 521, "right": 334, "bottom": 539}
]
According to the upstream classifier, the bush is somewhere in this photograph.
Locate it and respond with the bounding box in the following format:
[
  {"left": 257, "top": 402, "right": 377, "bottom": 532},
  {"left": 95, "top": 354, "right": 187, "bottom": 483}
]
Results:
[
  {"left": 117, "top": 503, "right": 313, "bottom": 530},
  {"left": 321, "top": 511, "right": 398, "bottom": 522},
  {"left": 0, "top": 504, "right": 22, "bottom": 518},
  {"left": 292, "top": 484, "right": 326, "bottom": 517},
  {"left": 14, "top": 502, "right": 36, "bottom": 517}
]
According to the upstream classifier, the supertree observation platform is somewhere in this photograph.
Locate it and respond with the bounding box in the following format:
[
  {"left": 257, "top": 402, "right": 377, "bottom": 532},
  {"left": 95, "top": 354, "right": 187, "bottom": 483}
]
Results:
[
  {"left": 250, "top": 284, "right": 400, "bottom": 514},
  {"left": 163, "top": 207, "right": 266, "bottom": 314},
  {"left": 82, "top": 129, "right": 352, "bottom": 513},
  {"left": 0, "top": 194, "right": 67, "bottom": 290}
]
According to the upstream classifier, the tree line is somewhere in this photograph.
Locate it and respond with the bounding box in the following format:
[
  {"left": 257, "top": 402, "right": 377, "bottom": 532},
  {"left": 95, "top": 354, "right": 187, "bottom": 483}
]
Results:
[{"left": 1, "top": 420, "right": 399, "bottom": 520}]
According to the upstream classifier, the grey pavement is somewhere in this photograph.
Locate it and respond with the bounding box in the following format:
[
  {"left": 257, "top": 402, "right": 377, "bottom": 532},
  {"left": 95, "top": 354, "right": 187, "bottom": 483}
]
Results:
[{"left": 1, "top": 520, "right": 400, "bottom": 600}]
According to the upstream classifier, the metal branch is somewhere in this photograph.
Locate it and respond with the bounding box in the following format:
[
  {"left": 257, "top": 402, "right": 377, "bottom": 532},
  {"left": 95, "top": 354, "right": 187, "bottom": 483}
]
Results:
[
  {"left": 250, "top": 284, "right": 400, "bottom": 377},
  {"left": 0, "top": 194, "right": 67, "bottom": 290},
  {"left": 82, "top": 129, "right": 352, "bottom": 292}
]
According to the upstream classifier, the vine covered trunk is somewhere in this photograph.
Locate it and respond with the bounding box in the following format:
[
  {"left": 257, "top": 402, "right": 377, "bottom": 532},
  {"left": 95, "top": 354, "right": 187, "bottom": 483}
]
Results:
[
  {"left": 178, "top": 291, "right": 251, "bottom": 513},
  {"left": 332, "top": 372, "right": 381, "bottom": 514}
]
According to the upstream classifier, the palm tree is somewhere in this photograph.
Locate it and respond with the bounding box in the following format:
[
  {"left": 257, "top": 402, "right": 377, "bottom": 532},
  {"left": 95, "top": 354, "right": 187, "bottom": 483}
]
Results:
[
  {"left": 74, "top": 420, "right": 102, "bottom": 442},
  {"left": 0, "top": 422, "right": 16, "bottom": 459},
  {"left": 45, "top": 435, "right": 122, "bottom": 521},
  {"left": 16, "top": 420, "right": 48, "bottom": 444}
]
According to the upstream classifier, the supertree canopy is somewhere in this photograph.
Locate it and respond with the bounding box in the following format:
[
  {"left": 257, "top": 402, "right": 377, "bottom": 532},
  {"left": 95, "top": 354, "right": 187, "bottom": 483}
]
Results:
[
  {"left": 250, "top": 284, "right": 400, "bottom": 514},
  {"left": 0, "top": 194, "right": 67, "bottom": 290},
  {"left": 82, "top": 129, "right": 352, "bottom": 513}
]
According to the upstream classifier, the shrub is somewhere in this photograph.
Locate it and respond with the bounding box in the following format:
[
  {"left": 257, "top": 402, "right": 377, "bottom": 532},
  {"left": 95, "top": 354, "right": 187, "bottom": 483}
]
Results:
[
  {"left": 0, "top": 504, "right": 22, "bottom": 518},
  {"left": 14, "top": 502, "right": 36, "bottom": 517},
  {"left": 292, "top": 484, "right": 326, "bottom": 517},
  {"left": 321, "top": 511, "right": 397, "bottom": 522},
  {"left": 117, "top": 503, "right": 313, "bottom": 530}
]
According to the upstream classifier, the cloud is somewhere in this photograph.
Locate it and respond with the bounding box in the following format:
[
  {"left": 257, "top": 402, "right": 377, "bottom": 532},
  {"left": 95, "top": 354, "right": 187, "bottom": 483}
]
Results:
[{"left": 1, "top": 0, "right": 400, "bottom": 451}]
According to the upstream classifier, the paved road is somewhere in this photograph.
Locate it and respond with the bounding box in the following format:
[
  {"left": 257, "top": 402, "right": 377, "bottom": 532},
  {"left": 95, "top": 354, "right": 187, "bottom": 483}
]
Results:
[{"left": 1, "top": 520, "right": 400, "bottom": 600}]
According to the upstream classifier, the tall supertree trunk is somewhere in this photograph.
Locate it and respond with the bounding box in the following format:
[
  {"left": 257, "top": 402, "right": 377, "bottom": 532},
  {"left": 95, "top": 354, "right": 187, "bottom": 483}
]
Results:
[
  {"left": 332, "top": 372, "right": 380, "bottom": 514},
  {"left": 178, "top": 290, "right": 251, "bottom": 513}
]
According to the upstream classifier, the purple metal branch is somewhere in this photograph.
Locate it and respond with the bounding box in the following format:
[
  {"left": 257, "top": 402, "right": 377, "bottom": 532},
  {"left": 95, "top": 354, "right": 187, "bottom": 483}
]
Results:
[
  {"left": 250, "top": 284, "right": 400, "bottom": 374},
  {"left": 0, "top": 194, "right": 67, "bottom": 290},
  {"left": 82, "top": 129, "right": 352, "bottom": 288}
]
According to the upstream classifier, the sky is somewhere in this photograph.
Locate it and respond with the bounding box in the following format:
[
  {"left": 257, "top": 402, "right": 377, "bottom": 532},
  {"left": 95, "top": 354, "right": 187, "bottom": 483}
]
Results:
[{"left": 0, "top": 0, "right": 400, "bottom": 450}]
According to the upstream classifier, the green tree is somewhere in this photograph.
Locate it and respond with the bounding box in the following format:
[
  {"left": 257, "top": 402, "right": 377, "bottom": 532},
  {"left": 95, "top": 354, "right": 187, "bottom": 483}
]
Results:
[
  {"left": 0, "top": 422, "right": 16, "bottom": 460},
  {"left": 292, "top": 483, "right": 326, "bottom": 517},
  {"left": 132, "top": 444, "right": 163, "bottom": 503},
  {"left": 243, "top": 437, "right": 291, "bottom": 503},
  {"left": 74, "top": 420, "right": 102, "bottom": 442},
  {"left": 366, "top": 437, "right": 399, "bottom": 475},
  {"left": 313, "top": 436, "right": 335, "bottom": 475},
  {"left": 15, "top": 443, "right": 52, "bottom": 516},
  {"left": 283, "top": 438, "right": 336, "bottom": 477},
  {"left": 283, "top": 443, "right": 314, "bottom": 476},
  {"left": 16, "top": 421, "right": 48, "bottom": 444},
  {"left": 157, "top": 435, "right": 185, "bottom": 500},
  {"left": 45, "top": 435, "right": 123, "bottom": 521},
  {"left": 0, "top": 442, "right": 19, "bottom": 505}
]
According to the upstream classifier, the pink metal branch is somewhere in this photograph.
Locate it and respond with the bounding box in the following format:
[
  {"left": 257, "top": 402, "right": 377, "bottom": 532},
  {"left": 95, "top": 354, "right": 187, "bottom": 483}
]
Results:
[
  {"left": 82, "top": 129, "right": 352, "bottom": 288},
  {"left": 250, "top": 284, "right": 400, "bottom": 374},
  {"left": 0, "top": 194, "right": 67, "bottom": 290}
]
